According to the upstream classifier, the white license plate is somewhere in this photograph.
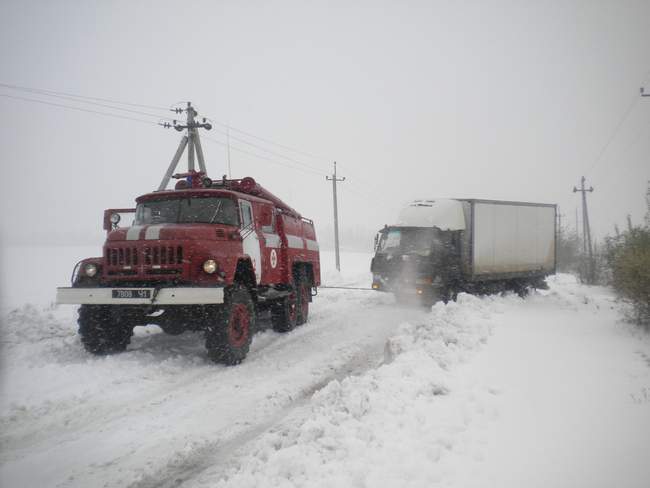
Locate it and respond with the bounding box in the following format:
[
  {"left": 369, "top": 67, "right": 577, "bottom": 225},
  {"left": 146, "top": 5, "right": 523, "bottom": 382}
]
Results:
[{"left": 111, "top": 289, "right": 151, "bottom": 299}]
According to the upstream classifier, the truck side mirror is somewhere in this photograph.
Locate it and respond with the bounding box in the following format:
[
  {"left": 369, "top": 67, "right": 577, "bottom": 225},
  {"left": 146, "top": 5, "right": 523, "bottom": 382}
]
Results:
[{"left": 103, "top": 208, "right": 136, "bottom": 231}]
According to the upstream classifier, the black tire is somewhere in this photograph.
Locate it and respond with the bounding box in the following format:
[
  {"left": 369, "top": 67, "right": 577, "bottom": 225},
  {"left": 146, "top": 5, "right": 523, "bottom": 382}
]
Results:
[
  {"left": 205, "top": 286, "right": 255, "bottom": 365},
  {"left": 296, "top": 273, "right": 310, "bottom": 326},
  {"left": 78, "top": 305, "right": 134, "bottom": 355},
  {"left": 159, "top": 323, "right": 185, "bottom": 335},
  {"left": 271, "top": 289, "right": 298, "bottom": 333}
]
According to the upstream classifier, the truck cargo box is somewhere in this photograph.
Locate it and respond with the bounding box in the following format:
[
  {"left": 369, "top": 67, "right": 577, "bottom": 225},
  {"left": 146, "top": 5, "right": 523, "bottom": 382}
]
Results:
[{"left": 461, "top": 200, "right": 556, "bottom": 281}]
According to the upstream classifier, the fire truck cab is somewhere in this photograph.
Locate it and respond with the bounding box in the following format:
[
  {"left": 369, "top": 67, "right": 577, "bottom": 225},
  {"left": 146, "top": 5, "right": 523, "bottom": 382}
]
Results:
[{"left": 57, "top": 174, "right": 321, "bottom": 365}]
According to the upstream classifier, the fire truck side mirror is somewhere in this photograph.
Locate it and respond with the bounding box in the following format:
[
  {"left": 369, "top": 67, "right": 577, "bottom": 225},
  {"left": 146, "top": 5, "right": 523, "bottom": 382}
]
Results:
[{"left": 103, "top": 208, "right": 136, "bottom": 231}]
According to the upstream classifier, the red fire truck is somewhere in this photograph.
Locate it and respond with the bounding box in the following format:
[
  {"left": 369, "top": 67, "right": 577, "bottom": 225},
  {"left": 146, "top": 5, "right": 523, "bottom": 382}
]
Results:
[{"left": 56, "top": 104, "right": 320, "bottom": 364}]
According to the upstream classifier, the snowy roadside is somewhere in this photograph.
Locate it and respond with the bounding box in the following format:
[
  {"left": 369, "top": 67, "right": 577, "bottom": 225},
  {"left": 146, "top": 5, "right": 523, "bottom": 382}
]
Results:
[
  {"left": 185, "top": 275, "right": 650, "bottom": 488},
  {"left": 186, "top": 292, "right": 498, "bottom": 488}
]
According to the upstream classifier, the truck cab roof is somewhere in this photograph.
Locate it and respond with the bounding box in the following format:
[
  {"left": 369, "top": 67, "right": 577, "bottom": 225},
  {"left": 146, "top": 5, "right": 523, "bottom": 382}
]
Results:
[{"left": 396, "top": 199, "right": 466, "bottom": 231}]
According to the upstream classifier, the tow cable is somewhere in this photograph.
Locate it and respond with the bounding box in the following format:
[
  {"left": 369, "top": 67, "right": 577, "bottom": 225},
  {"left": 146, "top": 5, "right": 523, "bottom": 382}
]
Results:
[{"left": 318, "top": 286, "right": 375, "bottom": 291}]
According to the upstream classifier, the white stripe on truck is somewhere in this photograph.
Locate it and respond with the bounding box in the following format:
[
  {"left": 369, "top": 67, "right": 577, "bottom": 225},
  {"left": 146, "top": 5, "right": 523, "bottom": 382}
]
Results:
[
  {"left": 305, "top": 239, "right": 319, "bottom": 251},
  {"left": 126, "top": 226, "right": 144, "bottom": 241},
  {"left": 145, "top": 225, "right": 164, "bottom": 240},
  {"left": 286, "top": 235, "right": 304, "bottom": 249}
]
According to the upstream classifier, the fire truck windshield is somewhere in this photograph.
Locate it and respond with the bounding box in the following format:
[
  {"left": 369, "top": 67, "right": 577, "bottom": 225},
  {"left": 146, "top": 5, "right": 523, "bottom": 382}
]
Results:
[{"left": 135, "top": 197, "right": 239, "bottom": 226}]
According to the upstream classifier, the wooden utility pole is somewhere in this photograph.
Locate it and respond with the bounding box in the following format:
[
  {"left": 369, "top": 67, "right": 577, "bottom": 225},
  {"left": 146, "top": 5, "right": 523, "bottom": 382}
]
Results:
[
  {"left": 573, "top": 176, "right": 595, "bottom": 283},
  {"left": 326, "top": 162, "right": 345, "bottom": 271}
]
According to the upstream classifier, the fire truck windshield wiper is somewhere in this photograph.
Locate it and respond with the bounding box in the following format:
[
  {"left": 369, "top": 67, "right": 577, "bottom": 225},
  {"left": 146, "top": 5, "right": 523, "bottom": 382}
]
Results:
[{"left": 208, "top": 200, "right": 223, "bottom": 224}]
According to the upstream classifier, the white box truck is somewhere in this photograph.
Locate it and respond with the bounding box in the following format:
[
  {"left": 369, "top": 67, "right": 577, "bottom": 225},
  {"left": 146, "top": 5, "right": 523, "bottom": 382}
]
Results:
[{"left": 371, "top": 199, "right": 556, "bottom": 304}]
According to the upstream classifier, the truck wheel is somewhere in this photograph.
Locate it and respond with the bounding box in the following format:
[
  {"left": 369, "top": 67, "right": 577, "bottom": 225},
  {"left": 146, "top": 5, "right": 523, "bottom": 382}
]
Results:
[
  {"left": 78, "top": 305, "right": 134, "bottom": 355},
  {"left": 205, "top": 286, "right": 255, "bottom": 365},
  {"left": 159, "top": 324, "right": 185, "bottom": 336},
  {"left": 297, "top": 278, "right": 310, "bottom": 326},
  {"left": 271, "top": 290, "right": 298, "bottom": 333}
]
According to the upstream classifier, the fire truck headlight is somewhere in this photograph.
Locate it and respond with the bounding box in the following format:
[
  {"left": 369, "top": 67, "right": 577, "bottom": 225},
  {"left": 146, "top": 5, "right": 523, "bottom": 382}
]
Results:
[
  {"left": 202, "top": 259, "right": 217, "bottom": 274},
  {"left": 84, "top": 263, "right": 98, "bottom": 277}
]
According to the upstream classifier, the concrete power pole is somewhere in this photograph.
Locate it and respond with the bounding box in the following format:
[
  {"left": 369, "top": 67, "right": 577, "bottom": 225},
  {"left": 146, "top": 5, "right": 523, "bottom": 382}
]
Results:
[
  {"left": 158, "top": 102, "right": 212, "bottom": 190},
  {"left": 326, "top": 162, "right": 345, "bottom": 271},
  {"left": 573, "top": 176, "right": 595, "bottom": 283},
  {"left": 645, "top": 180, "right": 650, "bottom": 228}
]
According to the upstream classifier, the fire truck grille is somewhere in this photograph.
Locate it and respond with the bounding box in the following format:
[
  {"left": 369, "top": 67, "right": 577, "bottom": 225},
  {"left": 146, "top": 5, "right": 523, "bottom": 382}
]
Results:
[
  {"left": 106, "top": 247, "right": 138, "bottom": 266},
  {"left": 106, "top": 246, "right": 184, "bottom": 266},
  {"left": 144, "top": 246, "right": 183, "bottom": 265}
]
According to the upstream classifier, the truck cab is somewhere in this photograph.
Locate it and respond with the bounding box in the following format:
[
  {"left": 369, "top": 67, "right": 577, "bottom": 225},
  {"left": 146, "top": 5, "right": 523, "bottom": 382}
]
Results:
[{"left": 371, "top": 199, "right": 466, "bottom": 305}]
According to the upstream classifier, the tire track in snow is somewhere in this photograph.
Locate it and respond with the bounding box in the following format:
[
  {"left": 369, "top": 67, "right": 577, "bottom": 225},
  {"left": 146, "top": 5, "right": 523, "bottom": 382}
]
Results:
[
  {"left": 1, "top": 290, "right": 427, "bottom": 488},
  {"left": 125, "top": 334, "right": 393, "bottom": 488}
]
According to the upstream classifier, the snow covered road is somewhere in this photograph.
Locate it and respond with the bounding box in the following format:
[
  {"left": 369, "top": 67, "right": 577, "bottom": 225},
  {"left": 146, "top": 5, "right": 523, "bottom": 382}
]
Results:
[
  {"left": 0, "top": 250, "right": 428, "bottom": 487},
  {"left": 1, "top": 248, "right": 650, "bottom": 487}
]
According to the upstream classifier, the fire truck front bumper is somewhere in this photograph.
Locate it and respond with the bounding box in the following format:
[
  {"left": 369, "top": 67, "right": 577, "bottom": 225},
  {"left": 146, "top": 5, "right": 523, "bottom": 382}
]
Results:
[{"left": 56, "top": 287, "right": 225, "bottom": 305}]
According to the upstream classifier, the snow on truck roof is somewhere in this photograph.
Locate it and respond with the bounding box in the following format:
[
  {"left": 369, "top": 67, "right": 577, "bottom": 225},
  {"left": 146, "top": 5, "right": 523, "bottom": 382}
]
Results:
[{"left": 396, "top": 199, "right": 466, "bottom": 230}]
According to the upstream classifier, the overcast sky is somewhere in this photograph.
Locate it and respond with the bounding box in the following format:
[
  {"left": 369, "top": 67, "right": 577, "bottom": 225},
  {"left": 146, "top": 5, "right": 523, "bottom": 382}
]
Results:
[{"left": 0, "top": 0, "right": 649, "bottom": 250}]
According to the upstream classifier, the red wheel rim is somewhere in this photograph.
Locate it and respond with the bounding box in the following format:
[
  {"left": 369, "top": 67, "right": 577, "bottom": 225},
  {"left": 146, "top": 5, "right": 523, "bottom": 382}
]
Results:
[{"left": 228, "top": 303, "right": 250, "bottom": 348}]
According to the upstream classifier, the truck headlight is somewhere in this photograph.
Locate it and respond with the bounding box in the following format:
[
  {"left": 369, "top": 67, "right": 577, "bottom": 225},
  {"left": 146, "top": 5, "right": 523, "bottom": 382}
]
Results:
[
  {"left": 203, "top": 259, "right": 217, "bottom": 274},
  {"left": 84, "top": 263, "right": 98, "bottom": 277}
]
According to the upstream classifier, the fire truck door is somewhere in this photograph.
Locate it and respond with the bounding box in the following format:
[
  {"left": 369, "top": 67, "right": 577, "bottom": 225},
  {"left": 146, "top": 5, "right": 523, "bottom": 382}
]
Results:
[{"left": 239, "top": 200, "right": 262, "bottom": 284}]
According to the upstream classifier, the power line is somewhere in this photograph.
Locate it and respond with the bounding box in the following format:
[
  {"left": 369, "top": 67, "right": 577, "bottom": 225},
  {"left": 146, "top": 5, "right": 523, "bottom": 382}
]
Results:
[
  {"left": 0, "top": 83, "right": 175, "bottom": 122},
  {"left": 0, "top": 93, "right": 160, "bottom": 126},
  {"left": 207, "top": 125, "right": 328, "bottom": 176},
  {"left": 201, "top": 134, "right": 326, "bottom": 177},
  {"left": 2, "top": 91, "right": 327, "bottom": 177},
  {"left": 205, "top": 117, "right": 327, "bottom": 161},
  {"left": 0, "top": 81, "right": 336, "bottom": 176},
  {"left": 585, "top": 91, "right": 641, "bottom": 176},
  {"left": 1, "top": 81, "right": 332, "bottom": 170},
  {"left": 0, "top": 81, "right": 170, "bottom": 112}
]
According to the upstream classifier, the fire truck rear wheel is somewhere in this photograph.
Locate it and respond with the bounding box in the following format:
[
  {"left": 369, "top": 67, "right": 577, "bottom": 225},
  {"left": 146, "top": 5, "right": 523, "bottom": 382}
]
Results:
[
  {"left": 205, "top": 285, "right": 255, "bottom": 365},
  {"left": 78, "top": 305, "right": 134, "bottom": 355},
  {"left": 296, "top": 278, "right": 310, "bottom": 326},
  {"left": 271, "top": 290, "right": 298, "bottom": 333}
]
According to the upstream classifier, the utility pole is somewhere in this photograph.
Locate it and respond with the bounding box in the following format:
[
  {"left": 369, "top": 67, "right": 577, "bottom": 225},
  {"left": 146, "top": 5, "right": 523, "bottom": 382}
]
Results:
[
  {"left": 645, "top": 180, "right": 650, "bottom": 228},
  {"left": 326, "top": 162, "right": 345, "bottom": 271},
  {"left": 158, "top": 102, "right": 212, "bottom": 191},
  {"left": 573, "top": 176, "right": 594, "bottom": 283}
]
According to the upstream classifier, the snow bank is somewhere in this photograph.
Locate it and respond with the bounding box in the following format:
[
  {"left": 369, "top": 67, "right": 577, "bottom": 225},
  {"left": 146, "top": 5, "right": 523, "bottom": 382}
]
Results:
[{"left": 212, "top": 293, "right": 499, "bottom": 488}]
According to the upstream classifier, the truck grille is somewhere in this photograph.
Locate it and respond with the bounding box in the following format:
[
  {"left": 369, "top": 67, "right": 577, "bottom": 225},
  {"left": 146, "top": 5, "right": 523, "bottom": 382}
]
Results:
[
  {"left": 106, "top": 247, "right": 138, "bottom": 266},
  {"left": 106, "top": 245, "right": 184, "bottom": 266},
  {"left": 143, "top": 245, "right": 183, "bottom": 265}
]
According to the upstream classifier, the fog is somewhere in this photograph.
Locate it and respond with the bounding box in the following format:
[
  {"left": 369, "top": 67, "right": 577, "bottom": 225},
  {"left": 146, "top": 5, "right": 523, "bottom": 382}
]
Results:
[{"left": 1, "top": 0, "right": 649, "bottom": 251}]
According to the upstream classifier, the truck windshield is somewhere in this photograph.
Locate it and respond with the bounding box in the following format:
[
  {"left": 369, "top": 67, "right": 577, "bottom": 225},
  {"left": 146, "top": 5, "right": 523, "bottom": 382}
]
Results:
[
  {"left": 377, "top": 228, "right": 440, "bottom": 256},
  {"left": 135, "top": 197, "right": 239, "bottom": 226}
]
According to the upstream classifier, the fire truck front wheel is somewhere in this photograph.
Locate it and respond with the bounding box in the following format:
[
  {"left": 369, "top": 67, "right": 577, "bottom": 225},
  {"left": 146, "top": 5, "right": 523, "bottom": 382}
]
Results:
[
  {"left": 77, "top": 305, "right": 134, "bottom": 355},
  {"left": 205, "top": 285, "right": 255, "bottom": 365}
]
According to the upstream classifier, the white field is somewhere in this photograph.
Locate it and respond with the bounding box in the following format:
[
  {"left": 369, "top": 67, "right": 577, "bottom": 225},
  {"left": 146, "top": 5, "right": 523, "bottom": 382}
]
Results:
[{"left": 1, "top": 246, "right": 650, "bottom": 487}]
